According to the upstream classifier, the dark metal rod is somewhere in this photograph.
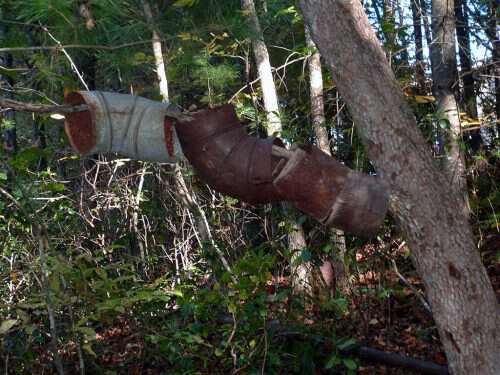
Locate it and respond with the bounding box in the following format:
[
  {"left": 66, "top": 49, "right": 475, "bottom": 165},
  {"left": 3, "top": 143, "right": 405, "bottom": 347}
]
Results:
[{"left": 358, "top": 346, "right": 449, "bottom": 375}]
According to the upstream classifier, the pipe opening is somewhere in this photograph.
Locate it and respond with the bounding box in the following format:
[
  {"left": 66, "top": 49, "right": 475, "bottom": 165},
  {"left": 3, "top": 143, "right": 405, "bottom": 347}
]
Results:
[{"left": 64, "top": 92, "right": 96, "bottom": 154}]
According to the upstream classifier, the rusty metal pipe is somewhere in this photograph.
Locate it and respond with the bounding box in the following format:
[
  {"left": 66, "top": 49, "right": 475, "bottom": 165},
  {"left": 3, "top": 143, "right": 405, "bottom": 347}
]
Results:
[
  {"left": 64, "top": 92, "right": 388, "bottom": 238},
  {"left": 171, "top": 105, "right": 389, "bottom": 238},
  {"left": 169, "top": 104, "right": 285, "bottom": 204}
]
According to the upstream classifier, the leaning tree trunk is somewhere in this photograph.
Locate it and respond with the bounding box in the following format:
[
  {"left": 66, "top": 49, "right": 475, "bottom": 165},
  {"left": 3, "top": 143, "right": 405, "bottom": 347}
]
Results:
[
  {"left": 300, "top": 1, "right": 499, "bottom": 375},
  {"left": 429, "top": 0, "right": 469, "bottom": 216},
  {"left": 241, "top": 0, "right": 309, "bottom": 296}
]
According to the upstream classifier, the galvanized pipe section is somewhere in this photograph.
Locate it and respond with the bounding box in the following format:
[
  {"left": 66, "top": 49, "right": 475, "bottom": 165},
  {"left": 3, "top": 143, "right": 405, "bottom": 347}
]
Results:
[{"left": 64, "top": 91, "right": 184, "bottom": 162}]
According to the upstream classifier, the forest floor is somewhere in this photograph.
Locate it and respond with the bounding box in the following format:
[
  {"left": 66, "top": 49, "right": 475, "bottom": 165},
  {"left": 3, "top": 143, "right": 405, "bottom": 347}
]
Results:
[{"left": 25, "top": 230, "right": 499, "bottom": 375}]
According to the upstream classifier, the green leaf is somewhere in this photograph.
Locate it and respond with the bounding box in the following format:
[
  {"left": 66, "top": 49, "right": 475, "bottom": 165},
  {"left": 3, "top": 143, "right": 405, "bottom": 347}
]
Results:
[
  {"left": 0, "top": 171, "right": 7, "bottom": 181},
  {"left": 10, "top": 148, "right": 48, "bottom": 172},
  {"left": 76, "top": 326, "right": 97, "bottom": 340},
  {"left": 83, "top": 343, "right": 97, "bottom": 357},
  {"left": 337, "top": 337, "right": 357, "bottom": 351},
  {"left": 325, "top": 354, "right": 340, "bottom": 369},
  {"left": 0, "top": 319, "right": 18, "bottom": 335},
  {"left": 343, "top": 358, "right": 358, "bottom": 370},
  {"left": 43, "top": 182, "right": 65, "bottom": 193},
  {"left": 173, "top": 0, "right": 196, "bottom": 7}
]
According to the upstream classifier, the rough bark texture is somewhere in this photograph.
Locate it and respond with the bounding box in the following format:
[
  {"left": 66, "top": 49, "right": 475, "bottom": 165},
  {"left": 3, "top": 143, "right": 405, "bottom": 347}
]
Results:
[
  {"left": 289, "top": 221, "right": 310, "bottom": 294},
  {"left": 241, "top": 0, "right": 281, "bottom": 135},
  {"left": 300, "top": 1, "right": 499, "bottom": 375},
  {"left": 429, "top": 0, "right": 469, "bottom": 216}
]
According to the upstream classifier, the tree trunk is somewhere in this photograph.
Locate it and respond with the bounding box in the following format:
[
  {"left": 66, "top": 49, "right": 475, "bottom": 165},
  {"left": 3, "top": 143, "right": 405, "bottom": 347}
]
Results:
[
  {"left": 288, "top": 220, "right": 310, "bottom": 295},
  {"left": 142, "top": 0, "right": 234, "bottom": 277},
  {"left": 143, "top": 0, "right": 169, "bottom": 102},
  {"left": 429, "top": 0, "right": 470, "bottom": 216},
  {"left": 305, "top": 25, "right": 349, "bottom": 295},
  {"left": 486, "top": 0, "right": 500, "bottom": 129},
  {"left": 300, "top": 1, "right": 499, "bottom": 375},
  {"left": 32, "top": 115, "right": 47, "bottom": 171},
  {"left": 454, "top": 0, "right": 477, "bottom": 118},
  {"left": 241, "top": 0, "right": 281, "bottom": 135},
  {"left": 421, "top": 0, "right": 433, "bottom": 51},
  {"left": 454, "top": 0, "right": 481, "bottom": 150},
  {"left": 383, "top": 0, "right": 396, "bottom": 48},
  {"left": 241, "top": 0, "right": 309, "bottom": 295},
  {"left": 0, "top": 18, "right": 16, "bottom": 153},
  {"left": 411, "top": 0, "right": 426, "bottom": 94}
]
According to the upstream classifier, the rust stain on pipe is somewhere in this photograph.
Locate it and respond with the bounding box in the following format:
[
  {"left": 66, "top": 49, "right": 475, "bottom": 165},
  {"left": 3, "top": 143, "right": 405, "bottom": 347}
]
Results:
[
  {"left": 172, "top": 105, "right": 389, "bottom": 238},
  {"left": 64, "top": 92, "right": 97, "bottom": 154}
]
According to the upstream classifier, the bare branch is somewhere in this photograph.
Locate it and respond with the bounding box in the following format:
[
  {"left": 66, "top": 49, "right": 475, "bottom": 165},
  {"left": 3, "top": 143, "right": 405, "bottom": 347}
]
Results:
[
  {"left": 0, "top": 97, "right": 88, "bottom": 114},
  {"left": 0, "top": 39, "right": 174, "bottom": 53}
]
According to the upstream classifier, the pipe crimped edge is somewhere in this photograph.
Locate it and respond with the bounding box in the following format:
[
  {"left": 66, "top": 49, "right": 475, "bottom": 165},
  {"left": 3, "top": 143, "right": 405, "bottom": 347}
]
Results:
[
  {"left": 273, "top": 144, "right": 389, "bottom": 238},
  {"left": 64, "top": 91, "right": 184, "bottom": 163},
  {"left": 170, "top": 104, "right": 285, "bottom": 204}
]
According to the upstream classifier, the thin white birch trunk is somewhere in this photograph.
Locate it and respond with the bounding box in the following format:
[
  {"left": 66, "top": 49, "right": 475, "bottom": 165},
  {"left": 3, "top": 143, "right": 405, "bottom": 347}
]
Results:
[
  {"left": 142, "top": 0, "right": 234, "bottom": 277},
  {"left": 241, "top": 0, "right": 281, "bottom": 135},
  {"left": 305, "top": 26, "right": 348, "bottom": 295},
  {"left": 241, "top": 0, "right": 309, "bottom": 296}
]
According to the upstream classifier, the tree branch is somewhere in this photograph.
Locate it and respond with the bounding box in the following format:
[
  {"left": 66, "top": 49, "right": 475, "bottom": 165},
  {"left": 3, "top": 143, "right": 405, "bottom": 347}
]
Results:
[{"left": 0, "top": 97, "right": 88, "bottom": 114}]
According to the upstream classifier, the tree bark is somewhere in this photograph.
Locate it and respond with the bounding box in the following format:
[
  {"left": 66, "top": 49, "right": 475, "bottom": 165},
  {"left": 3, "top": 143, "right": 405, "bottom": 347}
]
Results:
[
  {"left": 300, "top": 1, "right": 499, "bottom": 375},
  {"left": 429, "top": 0, "right": 470, "bottom": 216},
  {"left": 305, "top": 26, "right": 330, "bottom": 153}
]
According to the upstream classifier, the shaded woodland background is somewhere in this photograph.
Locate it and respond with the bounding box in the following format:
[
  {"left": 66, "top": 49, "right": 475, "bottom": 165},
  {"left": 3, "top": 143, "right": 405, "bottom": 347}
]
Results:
[{"left": 0, "top": 0, "right": 498, "bottom": 374}]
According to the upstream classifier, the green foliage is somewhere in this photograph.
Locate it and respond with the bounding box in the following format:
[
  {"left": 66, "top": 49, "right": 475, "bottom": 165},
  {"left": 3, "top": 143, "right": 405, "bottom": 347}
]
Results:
[{"left": 0, "top": 0, "right": 498, "bottom": 373}]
